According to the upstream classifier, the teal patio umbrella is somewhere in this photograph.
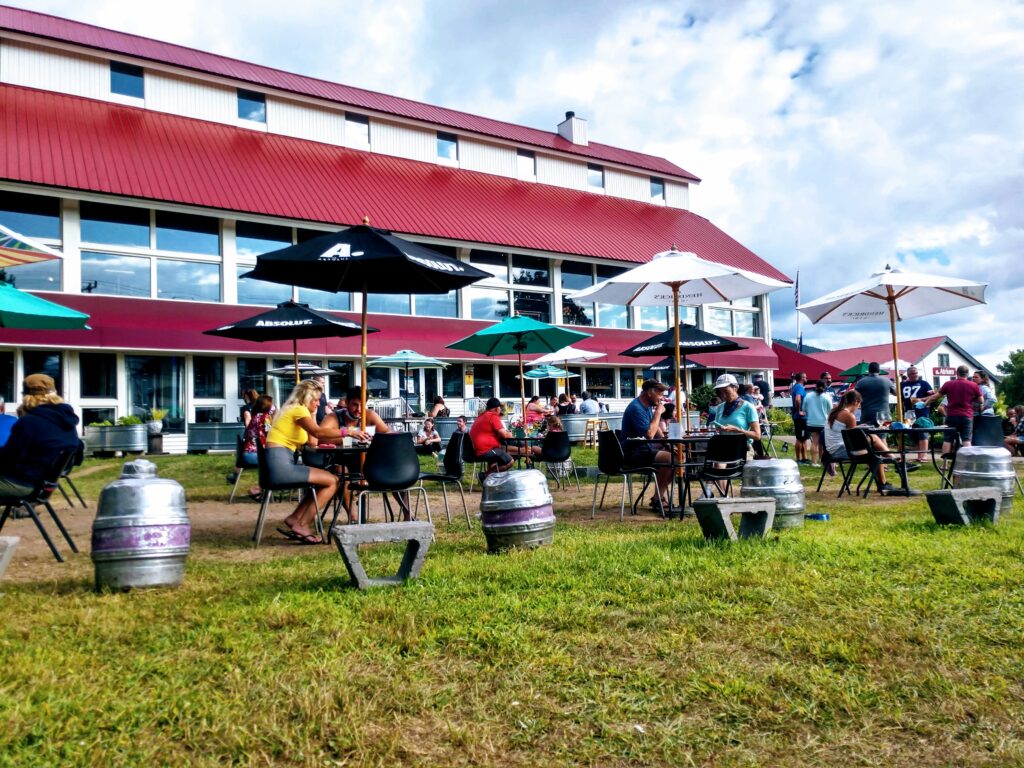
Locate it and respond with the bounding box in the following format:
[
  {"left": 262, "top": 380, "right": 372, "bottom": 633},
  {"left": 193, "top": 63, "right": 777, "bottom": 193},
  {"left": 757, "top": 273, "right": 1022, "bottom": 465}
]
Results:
[
  {"left": 447, "top": 315, "right": 591, "bottom": 422},
  {"left": 0, "top": 281, "right": 90, "bottom": 330},
  {"left": 519, "top": 364, "right": 578, "bottom": 380},
  {"left": 368, "top": 349, "right": 448, "bottom": 415}
]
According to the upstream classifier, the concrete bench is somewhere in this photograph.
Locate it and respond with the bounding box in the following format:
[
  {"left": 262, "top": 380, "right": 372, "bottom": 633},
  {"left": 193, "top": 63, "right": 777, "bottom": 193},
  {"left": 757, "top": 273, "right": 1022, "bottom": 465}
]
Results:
[
  {"left": 0, "top": 536, "right": 19, "bottom": 580},
  {"left": 925, "top": 487, "right": 1001, "bottom": 526},
  {"left": 330, "top": 521, "right": 434, "bottom": 589},
  {"left": 693, "top": 497, "right": 776, "bottom": 541}
]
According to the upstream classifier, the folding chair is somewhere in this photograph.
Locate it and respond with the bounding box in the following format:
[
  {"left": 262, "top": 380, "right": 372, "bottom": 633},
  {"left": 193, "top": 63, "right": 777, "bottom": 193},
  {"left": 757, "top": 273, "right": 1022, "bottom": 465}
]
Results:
[
  {"left": 592, "top": 431, "right": 661, "bottom": 520},
  {"left": 56, "top": 442, "right": 87, "bottom": 508},
  {"left": 418, "top": 432, "right": 472, "bottom": 527},
  {"left": 0, "top": 448, "right": 80, "bottom": 563},
  {"left": 349, "top": 432, "right": 430, "bottom": 525},
  {"left": 839, "top": 427, "right": 906, "bottom": 498},
  {"left": 252, "top": 441, "right": 324, "bottom": 547},
  {"left": 539, "top": 431, "right": 580, "bottom": 491},
  {"left": 694, "top": 434, "right": 748, "bottom": 499}
]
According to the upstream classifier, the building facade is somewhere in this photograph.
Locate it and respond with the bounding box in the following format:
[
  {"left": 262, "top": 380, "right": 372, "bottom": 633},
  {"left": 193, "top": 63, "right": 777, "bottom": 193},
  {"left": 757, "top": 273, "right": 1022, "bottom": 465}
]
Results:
[{"left": 0, "top": 6, "right": 789, "bottom": 451}]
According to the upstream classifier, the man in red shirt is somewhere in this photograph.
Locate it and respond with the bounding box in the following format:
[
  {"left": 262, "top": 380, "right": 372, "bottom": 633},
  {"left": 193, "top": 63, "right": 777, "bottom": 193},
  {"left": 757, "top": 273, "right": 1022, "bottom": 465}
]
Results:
[
  {"left": 926, "top": 365, "right": 982, "bottom": 451},
  {"left": 468, "top": 397, "right": 515, "bottom": 474}
]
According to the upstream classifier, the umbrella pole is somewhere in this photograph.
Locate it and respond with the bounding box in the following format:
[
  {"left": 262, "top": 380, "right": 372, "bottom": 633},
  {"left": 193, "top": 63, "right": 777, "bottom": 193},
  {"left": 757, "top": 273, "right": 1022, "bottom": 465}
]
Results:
[
  {"left": 518, "top": 346, "right": 527, "bottom": 431},
  {"left": 292, "top": 339, "right": 300, "bottom": 385},
  {"left": 887, "top": 298, "right": 904, "bottom": 423},
  {"left": 672, "top": 286, "right": 687, "bottom": 431},
  {"left": 361, "top": 289, "right": 368, "bottom": 430}
]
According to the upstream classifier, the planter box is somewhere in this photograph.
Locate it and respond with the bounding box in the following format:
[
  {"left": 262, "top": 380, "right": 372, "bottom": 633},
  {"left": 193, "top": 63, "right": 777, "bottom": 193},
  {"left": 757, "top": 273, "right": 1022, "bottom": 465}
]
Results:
[
  {"left": 84, "top": 425, "right": 147, "bottom": 456},
  {"left": 187, "top": 422, "right": 244, "bottom": 453}
]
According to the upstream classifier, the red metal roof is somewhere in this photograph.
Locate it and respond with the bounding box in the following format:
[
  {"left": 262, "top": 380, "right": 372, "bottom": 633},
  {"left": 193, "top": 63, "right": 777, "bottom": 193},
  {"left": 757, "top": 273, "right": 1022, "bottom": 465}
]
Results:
[
  {"left": 810, "top": 337, "right": 946, "bottom": 371},
  {"left": 0, "top": 84, "right": 788, "bottom": 279},
  {"left": 0, "top": 5, "right": 698, "bottom": 182},
  {"left": 771, "top": 344, "right": 844, "bottom": 382},
  {"left": 2, "top": 294, "right": 777, "bottom": 370}
]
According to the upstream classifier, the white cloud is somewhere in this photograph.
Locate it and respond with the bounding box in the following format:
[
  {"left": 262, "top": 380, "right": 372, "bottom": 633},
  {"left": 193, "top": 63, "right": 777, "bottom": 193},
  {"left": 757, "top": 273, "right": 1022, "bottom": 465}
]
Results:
[{"left": 11, "top": 0, "right": 1024, "bottom": 372}]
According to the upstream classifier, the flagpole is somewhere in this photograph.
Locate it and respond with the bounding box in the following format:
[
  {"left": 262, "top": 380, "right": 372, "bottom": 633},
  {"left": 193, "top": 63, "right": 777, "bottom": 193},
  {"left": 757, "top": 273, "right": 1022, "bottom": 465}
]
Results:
[{"left": 795, "top": 270, "right": 802, "bottom": 353}]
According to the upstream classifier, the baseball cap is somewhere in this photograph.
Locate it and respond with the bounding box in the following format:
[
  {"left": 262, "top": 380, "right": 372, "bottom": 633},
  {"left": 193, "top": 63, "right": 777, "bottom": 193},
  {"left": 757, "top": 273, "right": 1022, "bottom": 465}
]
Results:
[
  {"left": 714, "top": 373, "right": 738, "bottom": 390},
  {"left": 23, "top": 373, "right": 56, "bottom": 395}
]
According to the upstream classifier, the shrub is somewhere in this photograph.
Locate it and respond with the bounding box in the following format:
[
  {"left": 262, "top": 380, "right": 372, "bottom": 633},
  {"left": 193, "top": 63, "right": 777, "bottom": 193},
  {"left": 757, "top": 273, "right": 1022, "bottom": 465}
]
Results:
[
  {"left": 767, "top": 407, "right": 793, "bottom": 435},
  {"left": 688, "top": 384, "right": 715, "bottom": 413},
  {"left": 116, "top": 415, "right": 143, "bottom": 426}
]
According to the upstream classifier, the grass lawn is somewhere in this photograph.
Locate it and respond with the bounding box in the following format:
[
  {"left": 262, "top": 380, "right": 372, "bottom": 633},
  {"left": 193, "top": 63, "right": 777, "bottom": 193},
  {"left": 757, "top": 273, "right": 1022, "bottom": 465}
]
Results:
[{"left": 1, "top": 454, "right": 1023, "bottom": 766}]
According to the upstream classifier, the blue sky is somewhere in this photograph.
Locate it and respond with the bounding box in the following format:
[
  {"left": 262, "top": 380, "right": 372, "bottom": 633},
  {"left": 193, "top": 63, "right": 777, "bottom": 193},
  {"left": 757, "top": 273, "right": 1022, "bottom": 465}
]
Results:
[{"left": 18, "top": 0, "right": 1024, "bottom": 370}]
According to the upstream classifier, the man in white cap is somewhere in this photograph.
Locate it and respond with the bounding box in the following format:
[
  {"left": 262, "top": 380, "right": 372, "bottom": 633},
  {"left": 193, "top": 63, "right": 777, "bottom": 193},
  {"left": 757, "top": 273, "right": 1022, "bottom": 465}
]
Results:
[{"left": 707, "top": 374, "right": 762, "bottom": 445}]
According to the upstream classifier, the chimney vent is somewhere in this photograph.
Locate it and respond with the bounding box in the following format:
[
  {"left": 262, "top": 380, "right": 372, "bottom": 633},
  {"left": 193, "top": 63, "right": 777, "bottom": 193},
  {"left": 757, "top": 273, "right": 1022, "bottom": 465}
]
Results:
[{"left": 557, "top": 111, "right": 588, "bottom": 146}]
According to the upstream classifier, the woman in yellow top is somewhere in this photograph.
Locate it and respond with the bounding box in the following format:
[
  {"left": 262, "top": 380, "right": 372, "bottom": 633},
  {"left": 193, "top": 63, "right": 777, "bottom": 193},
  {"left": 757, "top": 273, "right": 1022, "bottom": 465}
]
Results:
[{"left": 266, "top": 380, "right": 364, "bottom": 543}]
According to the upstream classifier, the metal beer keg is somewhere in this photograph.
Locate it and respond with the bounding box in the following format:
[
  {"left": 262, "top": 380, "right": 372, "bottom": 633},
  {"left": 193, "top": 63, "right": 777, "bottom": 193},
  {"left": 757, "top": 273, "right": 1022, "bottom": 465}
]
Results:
[
  {"left": 953, "top": 447, "right": 1016, "bottom": 514},
  {"left": 92, "top": 460, "right": 190, "bottom": 590},
  {"left": 740, "top": 459, "right": 805, "bottom": 529},
  {"left": 479, "top": 469, "right": 555, "bottom": 552}
]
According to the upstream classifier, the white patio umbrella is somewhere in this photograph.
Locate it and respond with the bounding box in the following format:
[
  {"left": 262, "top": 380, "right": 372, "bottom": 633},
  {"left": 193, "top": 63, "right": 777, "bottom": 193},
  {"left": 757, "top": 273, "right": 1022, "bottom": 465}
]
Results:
[
  {"left": 797, "top": 264, "right": 987, "bottom": 422},
  {"left": 571, "top": 247, "right": 789, "bottom": 428}
]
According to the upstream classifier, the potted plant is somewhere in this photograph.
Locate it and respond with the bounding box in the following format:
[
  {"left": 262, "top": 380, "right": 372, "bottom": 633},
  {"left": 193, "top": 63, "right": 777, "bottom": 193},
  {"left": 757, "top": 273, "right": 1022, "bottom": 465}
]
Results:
[
  {"left": 84, "top": 415, "right": 147, "bottom": 455},
  {"left": 147, "top": 407, "right": 168, "bottom": 435}
]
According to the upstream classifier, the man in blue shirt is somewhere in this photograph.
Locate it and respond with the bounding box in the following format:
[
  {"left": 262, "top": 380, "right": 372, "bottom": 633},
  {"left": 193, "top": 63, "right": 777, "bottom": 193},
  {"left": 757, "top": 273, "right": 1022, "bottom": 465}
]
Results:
[
  {"left": 790, "top": 372, "right": 809, "bottom": 465},
  {"left": 0, "top": 396, "right": 15, "bottom": 447},
  {"left": 620, "top": 379, "right": 672, "bottom": 509}
]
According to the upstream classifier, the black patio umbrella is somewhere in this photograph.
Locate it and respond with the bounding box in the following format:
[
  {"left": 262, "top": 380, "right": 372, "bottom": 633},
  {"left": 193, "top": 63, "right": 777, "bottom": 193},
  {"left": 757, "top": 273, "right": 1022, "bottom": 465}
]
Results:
[
  {"left": 621, "top": 323, "right": 746, "bottom": 429},
  {"left": 241, "top": 222, "right": 489, "bottom": 424},
  {"left": 204, "top": 301, "right": 377, "bottom": 384},
  {"left": 647, "top": 357, "right": 707, "bottom": 372}
]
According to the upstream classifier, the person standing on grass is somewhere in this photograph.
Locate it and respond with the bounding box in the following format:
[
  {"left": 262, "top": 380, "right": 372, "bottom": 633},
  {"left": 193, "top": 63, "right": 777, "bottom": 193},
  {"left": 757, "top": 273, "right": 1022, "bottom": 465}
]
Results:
[
  {"left": 803, "top": 379, "right": 832, "bottom": 467},
  {"left": 926, "top": 365, "right": 982, "bottom": 452},
  {"left": 790, "top": 372, "right": 810, "bottom": 465},
  {"left": 972, "top": 371, "right": 996, "bottom": 416},
  {"left": 266, "top": 380, "right": 356, "bottom": 543},
  {"left": 855, "top": 362, "right": 897, "bottom": 426},
  {"left": 900, "top": 366, "right": 934, "bottom": 462}
]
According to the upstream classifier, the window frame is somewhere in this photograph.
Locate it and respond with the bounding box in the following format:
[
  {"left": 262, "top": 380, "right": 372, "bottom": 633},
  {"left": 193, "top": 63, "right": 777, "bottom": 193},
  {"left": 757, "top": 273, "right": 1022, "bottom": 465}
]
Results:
[
  {"left": 110, "top": 61, "right": 145, "bottom": 99},
  {"left": 237, "top": 88, "right": 267, "bottom": 123}
]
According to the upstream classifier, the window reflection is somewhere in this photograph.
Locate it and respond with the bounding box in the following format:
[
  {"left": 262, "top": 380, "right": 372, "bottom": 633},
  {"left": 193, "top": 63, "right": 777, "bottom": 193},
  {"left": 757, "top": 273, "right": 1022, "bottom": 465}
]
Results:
[
  {"left": 596, "top": 303, "right": 628, "bottom": 329},
  {"left": 511, "top": 255, "right": 549, "bottom": 287},
  {"left": 80, "top": 202, "right": 149, "bottom": 247},
  {"left": 707, "top": 308, "right": 733, "bottom": 336},
  {"left": 416, "top": 290, "right": 458, "bottom": 318},
  {"left": 638, "top": 306, "right": 668, "bottom": 331},
  {"left": 560, "top": 263, "right": 594, "bottom": 326},
  {"left": 81, "top": 252, "right": 150, "bottom": 297},
  {"left": 467, "top": 287, "right": 509, "bottom": 321},
  {"left": 80, "top": 353, "right": 118, "bottom": 398},
  {"left": 157, "top": 260, "right": 220, "bottom": 302},
  {"left": 237, "top": 267, "right": 291, "bottom": 305},
  {"left": 236, "top": 221, "right": 291, "bottom": 258},
  {"left": 193, "top": 356, "right": 224, "bottom": 398},
  {"left": 512, "top": 291, "right": 551, "bottom": 323},
  {"left": 155, "top": 211, "right": 219, "bottom": 255},
  {"left": 298, "top": 287, "right": 350, "bottom": 311},
  {"left": 468, "top": 250, "right": 507, "bottom": 284},
  {"left": 0, "top": 191, "right": 60, "bottom": 240},
  {"left": 3, "top": 260, "right": 61, "bottom": 291},
  {"left": 367, "top": 294, "right": 411, "bottom": 314},
  {"left": 22, "top": 350, "right": 62, "bottom": 395}
]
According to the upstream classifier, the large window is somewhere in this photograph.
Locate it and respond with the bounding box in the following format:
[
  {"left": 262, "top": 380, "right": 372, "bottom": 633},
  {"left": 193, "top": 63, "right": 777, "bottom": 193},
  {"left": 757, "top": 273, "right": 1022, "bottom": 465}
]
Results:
[
  {"left": 585, "top": 367, "right": 613, "bottom": 397},
  {"left": 155, "top": 211, "right": 219, "bottom": 255},
  {"left": 467, "top": 287, "right": 509, "bottom": 321},
  {"left": 416, "top": 290, "right": 458, "bottom": 318},
  {"left": 473, "top": 365, "right": 494, "bottom": 398},
  {"left": 23, "top": 351, "right": 63, "bottom": 395},
  {"left": 237, "top": 358, "right": 267, "bottom": 400},
  {"left": 126, "top": 355, "right": 185, "bottom": 432},
  {"left": 638, "top": 306, "right": 668, "bottom": 331},
  {"left": 442, "top": 363, "right": 463, "bottom": 399},
  {"left": 587, "top": 164, "right": 604, "bottom": 189},
  {"left": 157, "top": 259, "right": 220, "bottom": 302},
  {"left": 297, "top": 287, "right": 351, "bottom": 311},
  {"left": 80, "top": 353, "right": 117, "bottom": 398},
  {"left": 511, "top": 255, "right": 549, "bottom": 287},
  {"left": 437, "top": 132, "right": 458, "bottom": 162},
  {"left": 469, "top": 251, "right": 508, "bottom": 284},
  {"left": 367, "top": 294, "right": 411, "bottom": 314},
  {"left": 81, "top": 202, "right": 150, "bottom": 247},
  {"left": 193, "top": 357, "right": 224, "bottom": 399},
  {"left": 561, "top": 262, "right": 594, "bottom": 327},
  {"left": 707, "top": 301, "right": 760, "bottom": 337},
  {"left": 237, "top": 89, "right": 267, "bottom": 123},
  {"left": 237, "top": 267, "right": 290, "bottom": 305},
  {"left": 512, "top": 291, "right": 551, "bottom": 323},
  {"left": 81, "top": 252, "right": 150, "bottom": 297},
  {"left": 0, "top": 191, "right": 60, "bottom": 240},
  {"left": 497, "top": 365, "right": 521, "bottom": 399},
  {"left": 0, "top": 351, "right": 13, "bottom": 403},
  {"left": 236, "top": 221, "right": 291, "bottom": 258},
  {"left": 366, "top": 367, "right": 391, "bottom": 399},
  {"left": 619, "top": 368, "right": 637, "bottom": 399},
  {"left": 327, "top": 361, "right": 354, "bottom": 398},
  {"left": 3, "top": 261, "right": 60, "bottom": 291},
  {"left": 595, "top": 265, "right": 628, "bottom": 329}
]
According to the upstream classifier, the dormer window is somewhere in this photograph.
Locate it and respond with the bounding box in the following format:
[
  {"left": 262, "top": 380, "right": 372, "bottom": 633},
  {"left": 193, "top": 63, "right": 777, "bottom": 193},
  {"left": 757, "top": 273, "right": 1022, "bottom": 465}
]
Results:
[
  {"left": 587, "top": 164, "right": 604, "bottom": 189},
  {"left": 237, "top": 89, "right": 266, "bottom": 123},
  {"left": 650, "top": 177, "right": 665, "bottom": 200},
  {"left": 345, "top": 113, "right": 370, "bottom": 146},
  {"left": 517, "top": 149, "right": 536, "bottom": 181},
  {"left": 437, "top": 132, "right": 458, "bottom": 162},
  {"left": 110, "top": 61, "right": 144, "bottom": 99}
]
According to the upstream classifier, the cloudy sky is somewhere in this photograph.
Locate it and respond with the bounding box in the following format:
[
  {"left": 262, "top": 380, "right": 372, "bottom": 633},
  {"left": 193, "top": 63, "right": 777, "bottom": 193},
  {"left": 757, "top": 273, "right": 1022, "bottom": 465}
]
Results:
[{"left": 17, "top": 0, "right": 1024, "bottom": 369}]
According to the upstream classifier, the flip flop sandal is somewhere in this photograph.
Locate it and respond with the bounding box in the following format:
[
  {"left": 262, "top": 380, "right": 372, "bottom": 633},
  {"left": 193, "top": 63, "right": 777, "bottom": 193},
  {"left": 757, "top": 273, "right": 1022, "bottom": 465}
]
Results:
[
  {"left": 276, "top": 526, "right": 301, "bottom": 541},
  {"left": 293, "top": 532, "right": 321, "bottom": 545}
]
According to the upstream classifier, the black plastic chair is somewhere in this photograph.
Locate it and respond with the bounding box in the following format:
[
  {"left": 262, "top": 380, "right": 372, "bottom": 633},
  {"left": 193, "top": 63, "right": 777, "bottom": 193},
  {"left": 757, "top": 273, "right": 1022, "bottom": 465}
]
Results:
[
  {"left": 815, "top": 441, "right": 850, "bottom": 493},
  {"left": 839, "top": 427, "right": 906, "bottom": 498},
  {"left": 418, "top": 432, "right": 472, "bottom": 528},
  {"left": 973, "top": 415, "right": 1006, "bottom": 447},
  {"left": 694, "top": 434, "right": 748, "bottom": 499},
  {"left": 229, "top": 436, "right": 248, "bottom": 504},
  {"left": 0, "top": 448, "right": 80, "bottom": 562},
  {"left": 349, "top": 432, "right": 430, "bottom": 526},
  {"left": 56, "top": 442, "right": 86, "bottom": 509},
  {"left": 592, "top": 431, "right": 639, "bottom": 520},
  {"left": 461, "top": 432, "right": 490, "bottom": 493},
  {"left": 252, "top": 441, "right": 322, "bottom": 548},
  {"left": 540, "top": 431, "right": 580, "bottom": 490}
]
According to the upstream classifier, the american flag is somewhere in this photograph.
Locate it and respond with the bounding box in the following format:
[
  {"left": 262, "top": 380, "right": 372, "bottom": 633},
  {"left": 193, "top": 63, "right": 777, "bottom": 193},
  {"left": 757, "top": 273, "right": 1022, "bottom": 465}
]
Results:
[{"left": 794, "top": 271, "right": 803, "bottom": 353}]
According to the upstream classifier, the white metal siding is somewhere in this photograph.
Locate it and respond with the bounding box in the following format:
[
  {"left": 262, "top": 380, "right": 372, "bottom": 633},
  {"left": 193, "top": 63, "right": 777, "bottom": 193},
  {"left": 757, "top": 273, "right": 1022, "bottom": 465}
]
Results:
[
  {"left": 267, "top": 98, "right": 345, "bottom": 146},
  {"left": 665, "top": 181, "right": 690, "bottom": 210},
  {"left": 459, "top": 139, "right": 517, "bottom": 178},
  {"left": 0, "top": 39, "right": 106, "bottom": 99},
  {"left": 537, "top": 156, "right": 588, "bottom": 190},
  {"left": 147, "top": 71, "right": 234, "bottom": 124},
  {"left": 372, "top": 119, "right": 435, "bottom": 162},
  {"left": 605, "top": 169, "right": 650, "bottom": 203}
]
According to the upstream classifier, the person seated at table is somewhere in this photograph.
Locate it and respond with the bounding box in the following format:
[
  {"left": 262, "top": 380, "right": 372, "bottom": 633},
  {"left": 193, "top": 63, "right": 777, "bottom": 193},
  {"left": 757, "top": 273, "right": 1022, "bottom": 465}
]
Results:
[
  {"left": 1005, "top": 406, "right": 1024, "bottom": 455},
  {"left": 524, "top": 395, "right": 549, "bottom": 427},
  {"left": 620, "top": 379, "right": 673, "bottom": 511},
  {"left": 454, "top": 415, "right": 469, "bottom": 433},
  {"left": 468, "top": 397, "right": 516, "bottom": 474},
  {"left": 229, "top": 394, "right": 274, "bottom": 498},
  {"left": 702, "top": 396, "right": 721, "bottom": 427},
  {"left": 0, "top": 374, "right": 83, "bottom": 500},
  {"left": 428, "top": 396, "right": 450, "bottom": 419},
  {"left": 824, "top": 390, "right": 900, "bottom": 493},
  {"left": 266, "top": 380, "right": 350, "bottom": 543},
  {"left": 415, "top": 417, "right": 443, "bottom": 455},
  {"left": 543, "top": 413, "right": 564, "bottom": 433},
  {"left": 557, "top": 393, "right": 574, "bottom": 415},
  {"left": 708, "top": 374, "right": 764, "bottom": 453}
]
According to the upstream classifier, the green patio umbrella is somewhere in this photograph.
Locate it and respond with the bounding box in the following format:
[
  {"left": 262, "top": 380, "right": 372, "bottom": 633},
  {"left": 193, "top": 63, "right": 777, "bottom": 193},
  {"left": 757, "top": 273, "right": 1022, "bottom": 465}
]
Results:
[
  {"left": 0, "top": 281, "right": 90, "bottom": 330},
  {"left": 839, "top": 361, "right": 890, "bottom": 379},
  {"left": 447, "top": 315, "right": 591, "bottom": 422},
  {"left": 518, "top": 364, "right": 578, "bottom": 380}
]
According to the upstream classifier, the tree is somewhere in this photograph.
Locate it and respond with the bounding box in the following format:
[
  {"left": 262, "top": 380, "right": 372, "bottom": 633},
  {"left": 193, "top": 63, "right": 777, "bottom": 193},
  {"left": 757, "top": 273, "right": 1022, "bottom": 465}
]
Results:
[{"left": 996, "top": 349, "right": 1024, "bottom": 406}]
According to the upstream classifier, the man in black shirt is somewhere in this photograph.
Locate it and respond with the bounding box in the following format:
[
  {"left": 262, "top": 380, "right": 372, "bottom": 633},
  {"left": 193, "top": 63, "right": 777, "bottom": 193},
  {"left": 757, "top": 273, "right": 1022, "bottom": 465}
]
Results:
[
  {"left": 854, "top": 362, "right": 897, "bottom": 425},
  {"left": 900, "top": 365, "right": 934, "bottom": 461}
]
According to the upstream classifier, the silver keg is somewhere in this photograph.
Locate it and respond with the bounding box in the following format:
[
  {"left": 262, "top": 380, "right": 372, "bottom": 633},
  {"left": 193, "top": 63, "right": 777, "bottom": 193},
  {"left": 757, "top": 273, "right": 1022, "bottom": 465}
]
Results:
[
  {"left": 92, "top": 459, "right": 190, "bottom": 590},
  {"left": 953, "top": 447, "right": 1016, "bottom": 514},
  {"left": 740, "top": 459, "right": 805, "bottom": 529},
  {"left": 479, "top": 469, "right": 555, "bottom": 552}
]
